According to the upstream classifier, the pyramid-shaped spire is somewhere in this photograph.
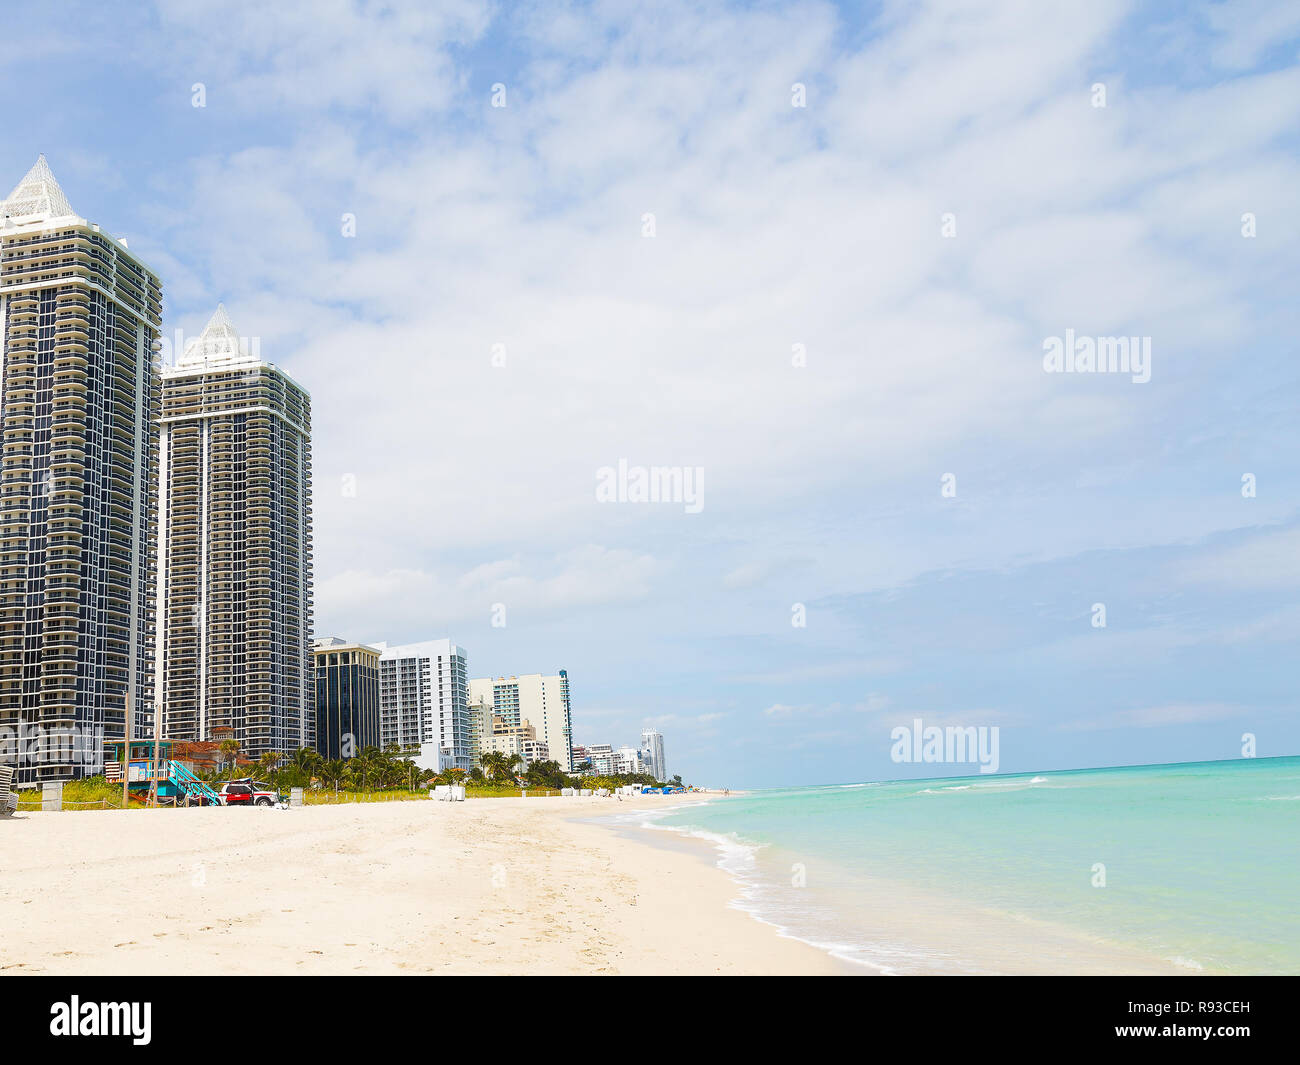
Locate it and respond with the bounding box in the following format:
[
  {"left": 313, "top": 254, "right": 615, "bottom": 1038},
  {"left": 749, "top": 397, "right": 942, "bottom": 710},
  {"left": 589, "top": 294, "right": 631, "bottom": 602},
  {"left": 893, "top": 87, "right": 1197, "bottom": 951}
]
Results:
[
  {"left": 199, "top": 303, "right": 240, "bottom": 353},
  {"left": 179, "top": 302, "right": 255, "bottom": 366},
  {"left": 2, "top": 154, "right": 75, "bottom": 222}
]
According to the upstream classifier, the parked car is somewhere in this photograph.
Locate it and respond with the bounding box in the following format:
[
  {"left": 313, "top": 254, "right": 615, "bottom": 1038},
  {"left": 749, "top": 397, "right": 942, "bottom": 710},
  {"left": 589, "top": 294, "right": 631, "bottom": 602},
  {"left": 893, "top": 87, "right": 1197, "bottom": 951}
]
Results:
[{"left": 218, "top": 779, "right": 279, "bottom": 807}]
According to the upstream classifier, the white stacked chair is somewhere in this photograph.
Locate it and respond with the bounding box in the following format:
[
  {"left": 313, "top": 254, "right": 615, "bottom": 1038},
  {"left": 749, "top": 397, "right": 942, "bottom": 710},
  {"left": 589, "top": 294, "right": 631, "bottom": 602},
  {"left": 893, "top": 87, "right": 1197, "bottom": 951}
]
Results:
[{"left": 0, "top": 764, "right": 18, "bottom": 817}]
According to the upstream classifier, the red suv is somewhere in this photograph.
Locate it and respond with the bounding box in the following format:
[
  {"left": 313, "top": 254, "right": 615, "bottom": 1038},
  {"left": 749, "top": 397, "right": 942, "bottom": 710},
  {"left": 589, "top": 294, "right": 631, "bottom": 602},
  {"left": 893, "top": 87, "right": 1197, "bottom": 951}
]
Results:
[{"left": 218, "top": 780, "right": 279, "bottom": 807}]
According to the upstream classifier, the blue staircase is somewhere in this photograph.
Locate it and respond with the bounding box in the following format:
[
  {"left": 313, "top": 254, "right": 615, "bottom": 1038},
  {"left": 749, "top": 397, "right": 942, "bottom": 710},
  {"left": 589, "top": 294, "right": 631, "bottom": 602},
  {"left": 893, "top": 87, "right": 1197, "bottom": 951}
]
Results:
[{"left": 168, "top": 760, "right": 223, "bottom": 807}]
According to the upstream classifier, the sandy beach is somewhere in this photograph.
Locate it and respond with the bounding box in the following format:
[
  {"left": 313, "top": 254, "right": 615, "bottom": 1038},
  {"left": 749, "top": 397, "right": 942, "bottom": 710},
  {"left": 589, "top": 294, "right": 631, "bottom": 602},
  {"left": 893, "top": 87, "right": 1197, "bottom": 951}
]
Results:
[{"left": 0, "top": 796, "right": 839, "bottom": 976}]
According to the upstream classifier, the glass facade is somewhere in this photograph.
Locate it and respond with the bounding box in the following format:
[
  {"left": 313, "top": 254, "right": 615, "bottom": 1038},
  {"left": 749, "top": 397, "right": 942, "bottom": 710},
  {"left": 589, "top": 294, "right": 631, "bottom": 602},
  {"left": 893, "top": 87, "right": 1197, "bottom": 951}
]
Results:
[{"left": 313, "top": 644, "right": 379, "bottom": 759}]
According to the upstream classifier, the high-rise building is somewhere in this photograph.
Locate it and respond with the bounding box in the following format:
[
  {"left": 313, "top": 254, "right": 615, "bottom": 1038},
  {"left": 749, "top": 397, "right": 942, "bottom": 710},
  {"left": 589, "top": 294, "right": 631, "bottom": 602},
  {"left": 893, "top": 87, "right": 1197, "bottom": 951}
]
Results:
[
  {"left": 375, "top": 639, "right": 471, "bottom": 771},
  {"left": 0, "top": 156, "right": 161, "bottom": 784},
  {"left": 468, "top": 670, "right": 574, "bottom": 771},
  {"left": 312, "top": 637, "right": 380, "bottom": 759},
  {"left": 467, "top": 696, "right": 494, "bottom": 766},
  {"left": 156, "top": 305, "right": 313, "bottom": 759},
  {"left": 640, "top": 728, "right": 666, "bottom": 780}
]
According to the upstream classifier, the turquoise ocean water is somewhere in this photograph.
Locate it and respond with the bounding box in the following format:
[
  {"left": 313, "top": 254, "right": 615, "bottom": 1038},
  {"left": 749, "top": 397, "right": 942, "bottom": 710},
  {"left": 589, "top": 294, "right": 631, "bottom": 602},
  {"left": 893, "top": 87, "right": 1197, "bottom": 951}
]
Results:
[{"left": 614, "top": 757, "right": 1300, "bottom": 974}]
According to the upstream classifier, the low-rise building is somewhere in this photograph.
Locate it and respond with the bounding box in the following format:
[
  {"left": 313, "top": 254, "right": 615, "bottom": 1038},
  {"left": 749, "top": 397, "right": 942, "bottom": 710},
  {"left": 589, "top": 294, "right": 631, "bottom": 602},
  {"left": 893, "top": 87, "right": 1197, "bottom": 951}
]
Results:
[
  {"left": 613, "top": 745, "right": 648, "bottom": 776},
  {"left": 480, "top": 717, "right": 552, "bottom": 768}
]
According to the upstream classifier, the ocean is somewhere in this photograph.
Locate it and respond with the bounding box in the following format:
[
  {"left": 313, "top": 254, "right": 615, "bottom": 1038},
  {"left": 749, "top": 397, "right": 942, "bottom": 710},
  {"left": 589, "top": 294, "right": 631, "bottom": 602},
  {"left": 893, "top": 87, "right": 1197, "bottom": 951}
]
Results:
[{"left": 605, "top": 757, "right": 1300, "bottom": 974}]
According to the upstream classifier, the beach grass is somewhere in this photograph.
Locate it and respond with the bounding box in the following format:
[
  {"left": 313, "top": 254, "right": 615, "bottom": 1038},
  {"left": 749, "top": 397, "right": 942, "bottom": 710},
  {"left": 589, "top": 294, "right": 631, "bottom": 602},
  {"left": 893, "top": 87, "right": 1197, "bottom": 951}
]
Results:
[
  {"left": 15, "top": 776, "right": 123, "bottom": 811},
  {"left": 465, "top": 786, "right": 562, "bottom": 798},
  {"left": 303, "top": 788, "right": 429, "bottom": 805},
  {"left": 14, "top": 778, "right": 569, "bottom": 810}
]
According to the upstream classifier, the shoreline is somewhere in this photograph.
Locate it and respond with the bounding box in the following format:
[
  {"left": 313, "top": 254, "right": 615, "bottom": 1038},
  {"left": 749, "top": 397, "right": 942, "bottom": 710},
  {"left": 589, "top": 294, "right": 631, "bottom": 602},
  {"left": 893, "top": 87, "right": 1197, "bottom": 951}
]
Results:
[
  {"left": 583, "top": 796, "right": 1199, "bottom": 976},
  {"left": 575, "top": 797, "right": 870, "bottom": 974},
  {"left": 0, "top": 796, "right": 837, "bottom": 976}
]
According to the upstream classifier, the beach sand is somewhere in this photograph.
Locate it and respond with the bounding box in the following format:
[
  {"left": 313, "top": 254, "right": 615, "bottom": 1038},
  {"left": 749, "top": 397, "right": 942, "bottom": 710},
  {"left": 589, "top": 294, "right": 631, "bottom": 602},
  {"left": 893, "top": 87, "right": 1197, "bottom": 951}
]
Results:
[{"left": 0, "top": 796, "right": 840, "bottom": 976}]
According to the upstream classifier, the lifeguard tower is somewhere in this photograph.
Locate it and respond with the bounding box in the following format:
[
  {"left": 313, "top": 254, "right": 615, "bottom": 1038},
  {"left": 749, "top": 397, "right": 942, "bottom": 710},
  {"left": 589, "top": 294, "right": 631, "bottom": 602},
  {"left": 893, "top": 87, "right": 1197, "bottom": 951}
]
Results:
[{"left": 104, "top": 740, "right": 222, "bottom": 806}]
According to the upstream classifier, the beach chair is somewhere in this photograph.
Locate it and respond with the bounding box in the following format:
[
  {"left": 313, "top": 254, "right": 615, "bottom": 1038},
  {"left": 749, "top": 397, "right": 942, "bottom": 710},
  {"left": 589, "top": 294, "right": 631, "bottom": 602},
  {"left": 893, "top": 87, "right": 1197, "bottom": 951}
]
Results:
[{"left": 0, "top": 764, "right": 17, "bottom": 818}]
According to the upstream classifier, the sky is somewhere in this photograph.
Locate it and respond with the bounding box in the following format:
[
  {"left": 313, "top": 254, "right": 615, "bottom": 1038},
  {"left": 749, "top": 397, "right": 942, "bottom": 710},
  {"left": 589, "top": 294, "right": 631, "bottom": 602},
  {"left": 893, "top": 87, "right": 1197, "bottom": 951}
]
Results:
[{"left": 3, "top": 0, "right": 1298, "bottom": 788}]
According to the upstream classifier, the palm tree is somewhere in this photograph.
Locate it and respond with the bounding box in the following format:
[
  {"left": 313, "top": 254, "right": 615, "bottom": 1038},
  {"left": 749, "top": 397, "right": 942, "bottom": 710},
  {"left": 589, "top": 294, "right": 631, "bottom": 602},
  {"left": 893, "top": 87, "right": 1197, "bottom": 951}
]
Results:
[
  {"left": 218, "top": 738, "right": 240, "bottom": 771},
  {"left": 291, "top": 747, "right": 322, "bottom": 786},
  {"left": 479, "top": 750, "right": 516, "bottom": 782},
  {"left": 525, "top": 759, "right": 565, "bottom": 788},
  {"left": 353, "top": 746, "right": 385, "bottom": 792},
  {"left": 320, "top": 759, "right": 347, "bottom": 793}
]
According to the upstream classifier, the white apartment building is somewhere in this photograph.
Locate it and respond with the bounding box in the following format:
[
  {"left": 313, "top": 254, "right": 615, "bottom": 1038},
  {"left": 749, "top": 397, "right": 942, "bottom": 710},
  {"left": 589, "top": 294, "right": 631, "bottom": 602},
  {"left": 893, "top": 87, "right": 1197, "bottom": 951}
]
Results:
[
  {"left": 613, "top": 745, "right": 648, "bottom": 776},
  {"left": 468, "top": 670, "right": 573, "bottom": 771},
  {"left": 375, "top": 640, "right": 471, "bottom": 772},
  {"left": 581, "top": 743, "right": 614, "bottom": 775}
]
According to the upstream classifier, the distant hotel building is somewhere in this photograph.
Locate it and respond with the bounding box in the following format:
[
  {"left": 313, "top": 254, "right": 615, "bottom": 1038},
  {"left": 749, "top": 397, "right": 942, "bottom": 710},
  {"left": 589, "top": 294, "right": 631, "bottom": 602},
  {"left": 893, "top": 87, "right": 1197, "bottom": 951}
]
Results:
[
  {"left": 313, "top": 637, "right": 380, "bottom": 759},
  {"left": 468, "top": 671, "right": 573, "bottom": 772},
  {"left": 156, "top": 305, "right": 313, "bottom": 758},
  {"left": 468, "top": 696, "right": 494, "bottom": 764},
  {"left": 0, "top": 157, "right": 161, "bottom": 784},
  {"left": 481, "top": 716, "right": 549, "bottom": 767},
  {"left": 581, "top": 743, "right": 614, "bottom": 775},
  {"left": 376, "top": 639, "right": 471, "bottom": 771},
  {"left": 613, "top": 745, "right": 648, "bottom": 776},
  {"left": 575, "top": 736, "right": 667, "bottom": 780},
  {"left": 640, "top": 728, "right": 666, "bottom": 780}
]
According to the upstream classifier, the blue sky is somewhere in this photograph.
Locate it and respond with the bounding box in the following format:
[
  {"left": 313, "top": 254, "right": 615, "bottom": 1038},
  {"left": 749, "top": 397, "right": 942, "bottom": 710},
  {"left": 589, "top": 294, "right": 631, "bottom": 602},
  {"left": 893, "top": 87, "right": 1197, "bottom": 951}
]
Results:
[{"left": 4, "top": 0, "right": 1298, "bottom": 787}]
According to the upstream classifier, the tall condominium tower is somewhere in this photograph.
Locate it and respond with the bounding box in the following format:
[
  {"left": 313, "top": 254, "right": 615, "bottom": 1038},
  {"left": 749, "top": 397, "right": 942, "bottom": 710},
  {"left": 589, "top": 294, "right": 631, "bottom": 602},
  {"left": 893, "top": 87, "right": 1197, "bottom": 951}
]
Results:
[
  {"left": 640, "top": 728, "right": 666, "bottom": 781},
  {"left": 0, "top": 156, "right": 161, "bottom": 784},
  {"left": 157, "top": 305, "right": 313, "bottom": 758},
  {"left": 467, "top": 671, "right": 573, "bottom": 771},
  {"left": 376, "top": 639, "right": 471, "bottom": 771}
]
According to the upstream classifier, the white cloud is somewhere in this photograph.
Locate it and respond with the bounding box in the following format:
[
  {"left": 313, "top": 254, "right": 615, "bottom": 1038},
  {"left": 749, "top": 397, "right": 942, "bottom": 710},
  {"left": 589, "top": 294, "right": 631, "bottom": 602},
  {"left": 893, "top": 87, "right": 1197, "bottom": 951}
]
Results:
[
  {"left": 762, "top": 702, "right": 809, "bottom": 717},
  {"left": 316, "top": 545, "right": 666, "bottom": 639},
  {"left": 157, "top": 0, "right": 491, "bottom": 118},
  {"left": 154, "top": 1, "right": 1300, "bottom": 628}
]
